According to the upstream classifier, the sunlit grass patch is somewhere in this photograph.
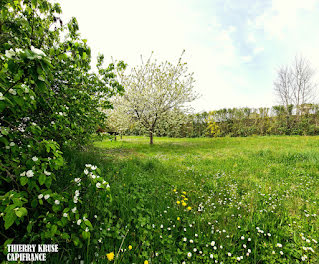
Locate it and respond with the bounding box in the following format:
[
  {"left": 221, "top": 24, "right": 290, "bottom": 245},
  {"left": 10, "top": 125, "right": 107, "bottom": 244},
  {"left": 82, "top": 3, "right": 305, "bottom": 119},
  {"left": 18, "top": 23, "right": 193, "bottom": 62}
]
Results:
[{"left": 59, "top": 135, "right": 319, "bottom": 263}]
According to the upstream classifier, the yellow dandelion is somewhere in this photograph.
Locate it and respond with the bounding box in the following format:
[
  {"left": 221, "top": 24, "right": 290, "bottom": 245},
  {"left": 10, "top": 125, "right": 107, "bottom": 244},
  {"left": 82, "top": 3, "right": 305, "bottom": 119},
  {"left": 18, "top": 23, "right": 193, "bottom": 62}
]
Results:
[
  {"left": 106, "top": 252, "right": 114, "bottom": 261},
  {"left": 187, "top": 206, "right": 192, "bottom": 211},
  {"left": 173, "top": 189, "right": 176, "bottom": 192},
  {"left": 176, "top": 201, "right": 180, "bottom": 205},
  {"left": 144, "top": 261, "right": 149, "bottom": 264},
  {"left": 181, "top": 195, "right": 185, "bottom": 198},
  {"left": 128, "top": 245, "right": 132, "bottom": 250},
  {"left": 182, "top": 191, "right": 186, "bottom": 195},
  {"left": 182, "top": 202, "right": 187, "bottom": 206},
  {"left": 184, "top": 198, "right": 188, "bottom": 201},
  {"left": 177, "top": 217, "right": 181, "bottom": 221}
]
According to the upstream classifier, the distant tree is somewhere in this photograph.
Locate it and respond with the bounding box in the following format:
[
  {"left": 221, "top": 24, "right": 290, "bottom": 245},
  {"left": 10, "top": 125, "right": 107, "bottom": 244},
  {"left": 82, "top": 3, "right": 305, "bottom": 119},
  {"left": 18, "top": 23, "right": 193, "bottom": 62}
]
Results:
[
  {"left": 116, "top": 51, "right": 197, "bottom": 144},
  {"left": 105, "top": 96, "right": 133, "bottom": 139},
  {"left": 274, "top": 55, "right": 317, "bottom": 114}
]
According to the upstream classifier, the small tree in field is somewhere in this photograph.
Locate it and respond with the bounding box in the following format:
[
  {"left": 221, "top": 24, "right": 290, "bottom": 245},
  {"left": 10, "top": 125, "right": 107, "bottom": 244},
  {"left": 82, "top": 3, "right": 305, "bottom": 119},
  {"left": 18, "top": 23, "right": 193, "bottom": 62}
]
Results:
[{"left": 116, "top": 51, "right": 197, "bottom": 144}]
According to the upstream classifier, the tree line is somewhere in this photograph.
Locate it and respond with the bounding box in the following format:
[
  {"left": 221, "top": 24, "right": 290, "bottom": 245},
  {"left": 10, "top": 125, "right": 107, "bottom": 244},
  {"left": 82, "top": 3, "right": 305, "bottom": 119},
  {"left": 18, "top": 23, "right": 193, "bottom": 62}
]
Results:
[
  {"left": 107, "top": 55, "right": 318, "bottom": 141},
  {"left": 115, "top": 104, "right": 319, "bottom": 138}
]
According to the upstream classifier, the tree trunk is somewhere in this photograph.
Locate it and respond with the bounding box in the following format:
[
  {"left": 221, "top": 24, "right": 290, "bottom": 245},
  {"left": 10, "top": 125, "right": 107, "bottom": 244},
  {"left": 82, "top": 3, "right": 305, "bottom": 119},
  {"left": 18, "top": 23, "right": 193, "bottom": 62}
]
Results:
[
  {"left": 120, "top": 134, "right": 122, "bottom": 140},
  {"left": 149, "top": 130, "right": 153, "bottom": 145}
]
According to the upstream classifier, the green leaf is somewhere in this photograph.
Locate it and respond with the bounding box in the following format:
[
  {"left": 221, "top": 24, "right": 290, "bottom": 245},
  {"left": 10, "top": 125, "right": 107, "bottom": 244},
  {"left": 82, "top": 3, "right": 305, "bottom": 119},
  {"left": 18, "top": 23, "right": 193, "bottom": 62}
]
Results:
[
  {"left": 52, "top": 205, "right": 59, "bottom": 212},
  {"left": 38, "top": 174, "right": 46, "bottom": 185},
  {"left": 84, "top": 220, "right": 92, "bottom": 228},
  {"left": 3, "top": 238, "right": 14, "bottom": 254},
  {"left": 72, "top": 235, "right": 80, "bottom": 246},
  {"left": 61, "top": 233, "right": 70, "bottom": 240},
  {"left": 20, "top": 177, "right": 28, "bottom": 186},
  {"left": 4, "top": 210, "right": 16, "bottom": 230},
  {"left": 82, "top": 230, "right": 89, "bottom": 239},
  {"left": 0, "top": 101, "right": 6, "bottom": 113},
  {"left": 38, "top": 75, "right": 46, "bottom": 81},
  {"left": 27, "top": 222, "right": 33, "bottom": 233},
  {"left": 45, "top": 177, "right": 52, "bottom": 188},
  {"left": 51, "top": 224, "right": 57, "bottom": 236},
  {"left": 35, "top": 80, "right": 46, "bottom": 91},
  {"left": 15, "top": 207, "right": 28, "bottom": 218},
  {"left": 13, "top": 96, "right": 24, "bottom": 107},
  {"left": 31, "top": 199, "right": 38, "bottom": 208}
]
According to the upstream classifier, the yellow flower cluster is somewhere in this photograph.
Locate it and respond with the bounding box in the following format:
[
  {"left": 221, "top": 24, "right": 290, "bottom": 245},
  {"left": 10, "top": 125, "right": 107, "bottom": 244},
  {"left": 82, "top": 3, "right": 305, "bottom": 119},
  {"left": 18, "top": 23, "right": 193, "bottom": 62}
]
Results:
[{"left": 175, "top": 190, "right": 192, "bottom": 211}]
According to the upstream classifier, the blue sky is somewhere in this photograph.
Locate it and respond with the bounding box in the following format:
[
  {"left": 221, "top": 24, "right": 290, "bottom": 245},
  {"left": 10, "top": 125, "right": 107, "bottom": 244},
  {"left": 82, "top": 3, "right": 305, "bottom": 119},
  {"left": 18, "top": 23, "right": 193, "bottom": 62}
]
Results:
[{"left": 59, "top": 0, "right": 319, "bottom": 112}]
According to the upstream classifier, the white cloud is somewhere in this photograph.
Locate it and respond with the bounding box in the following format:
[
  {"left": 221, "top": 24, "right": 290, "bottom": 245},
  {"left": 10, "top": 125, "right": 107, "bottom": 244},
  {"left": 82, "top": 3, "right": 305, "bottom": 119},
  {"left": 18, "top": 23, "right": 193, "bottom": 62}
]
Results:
[
  {"left": 242, "top": 56, "right": 253, "bottom": 63},
  {"left": 57, "top": 0, "right": 319, "bottom": 111},
  {"left": 253, "top": 47, "right": 264, "bottom": 55},
  {"left": 254, "top": 0, "right": 318, "bottom": 38},
  {"left": 247, "top": 32, "right": 256, "bottom": 43}
]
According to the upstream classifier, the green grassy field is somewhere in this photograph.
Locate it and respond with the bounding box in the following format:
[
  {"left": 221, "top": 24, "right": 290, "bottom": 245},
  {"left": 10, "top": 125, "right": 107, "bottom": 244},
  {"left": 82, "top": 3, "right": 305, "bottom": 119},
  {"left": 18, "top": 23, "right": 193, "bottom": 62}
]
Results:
[{"left": 70, "top": 136, "right": 319, "bottom": 263}]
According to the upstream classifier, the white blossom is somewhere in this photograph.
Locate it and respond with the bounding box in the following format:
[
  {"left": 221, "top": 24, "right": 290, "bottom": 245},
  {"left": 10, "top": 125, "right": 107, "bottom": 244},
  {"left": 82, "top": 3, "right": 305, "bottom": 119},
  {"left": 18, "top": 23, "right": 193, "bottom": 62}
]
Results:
[
  {"left": 26, "top": 170, "right": 34, "bottom": 178},
  {"left": 9, "top": 89, "right": 17, "bottom": 95},
  {"left": 74, "top": 178, "right": 81, "bottom": 183},
  {"left": 44, "top": 170, "right": 51, "bottom": 176},
  {"left": 5, "top": 49, "right": 15, "bottom": 58},
  {"left": 31, "top": 46, "right": 46, "bottom": 56}
]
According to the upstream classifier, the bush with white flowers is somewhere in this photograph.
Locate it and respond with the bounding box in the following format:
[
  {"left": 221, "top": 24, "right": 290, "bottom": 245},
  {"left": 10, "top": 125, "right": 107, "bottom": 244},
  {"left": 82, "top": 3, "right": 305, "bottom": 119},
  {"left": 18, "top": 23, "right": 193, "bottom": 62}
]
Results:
[{"left": 0, "top": 0, "right": 125, "bottom": 255}]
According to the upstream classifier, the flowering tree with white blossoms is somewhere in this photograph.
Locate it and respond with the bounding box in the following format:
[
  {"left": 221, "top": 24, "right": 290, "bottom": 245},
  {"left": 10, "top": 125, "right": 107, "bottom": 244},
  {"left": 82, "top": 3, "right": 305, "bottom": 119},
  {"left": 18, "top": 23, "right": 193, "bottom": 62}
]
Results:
[{"left": 115, "top": 51, "right": 198, "bottom": 144}]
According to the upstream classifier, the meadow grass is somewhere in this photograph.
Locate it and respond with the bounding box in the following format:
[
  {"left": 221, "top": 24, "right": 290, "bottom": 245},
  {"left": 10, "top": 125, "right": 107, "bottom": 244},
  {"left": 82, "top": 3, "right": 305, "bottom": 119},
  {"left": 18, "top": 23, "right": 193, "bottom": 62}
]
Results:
[{"left": 63, "top": 136, "right": 318, "bottom": 263}]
